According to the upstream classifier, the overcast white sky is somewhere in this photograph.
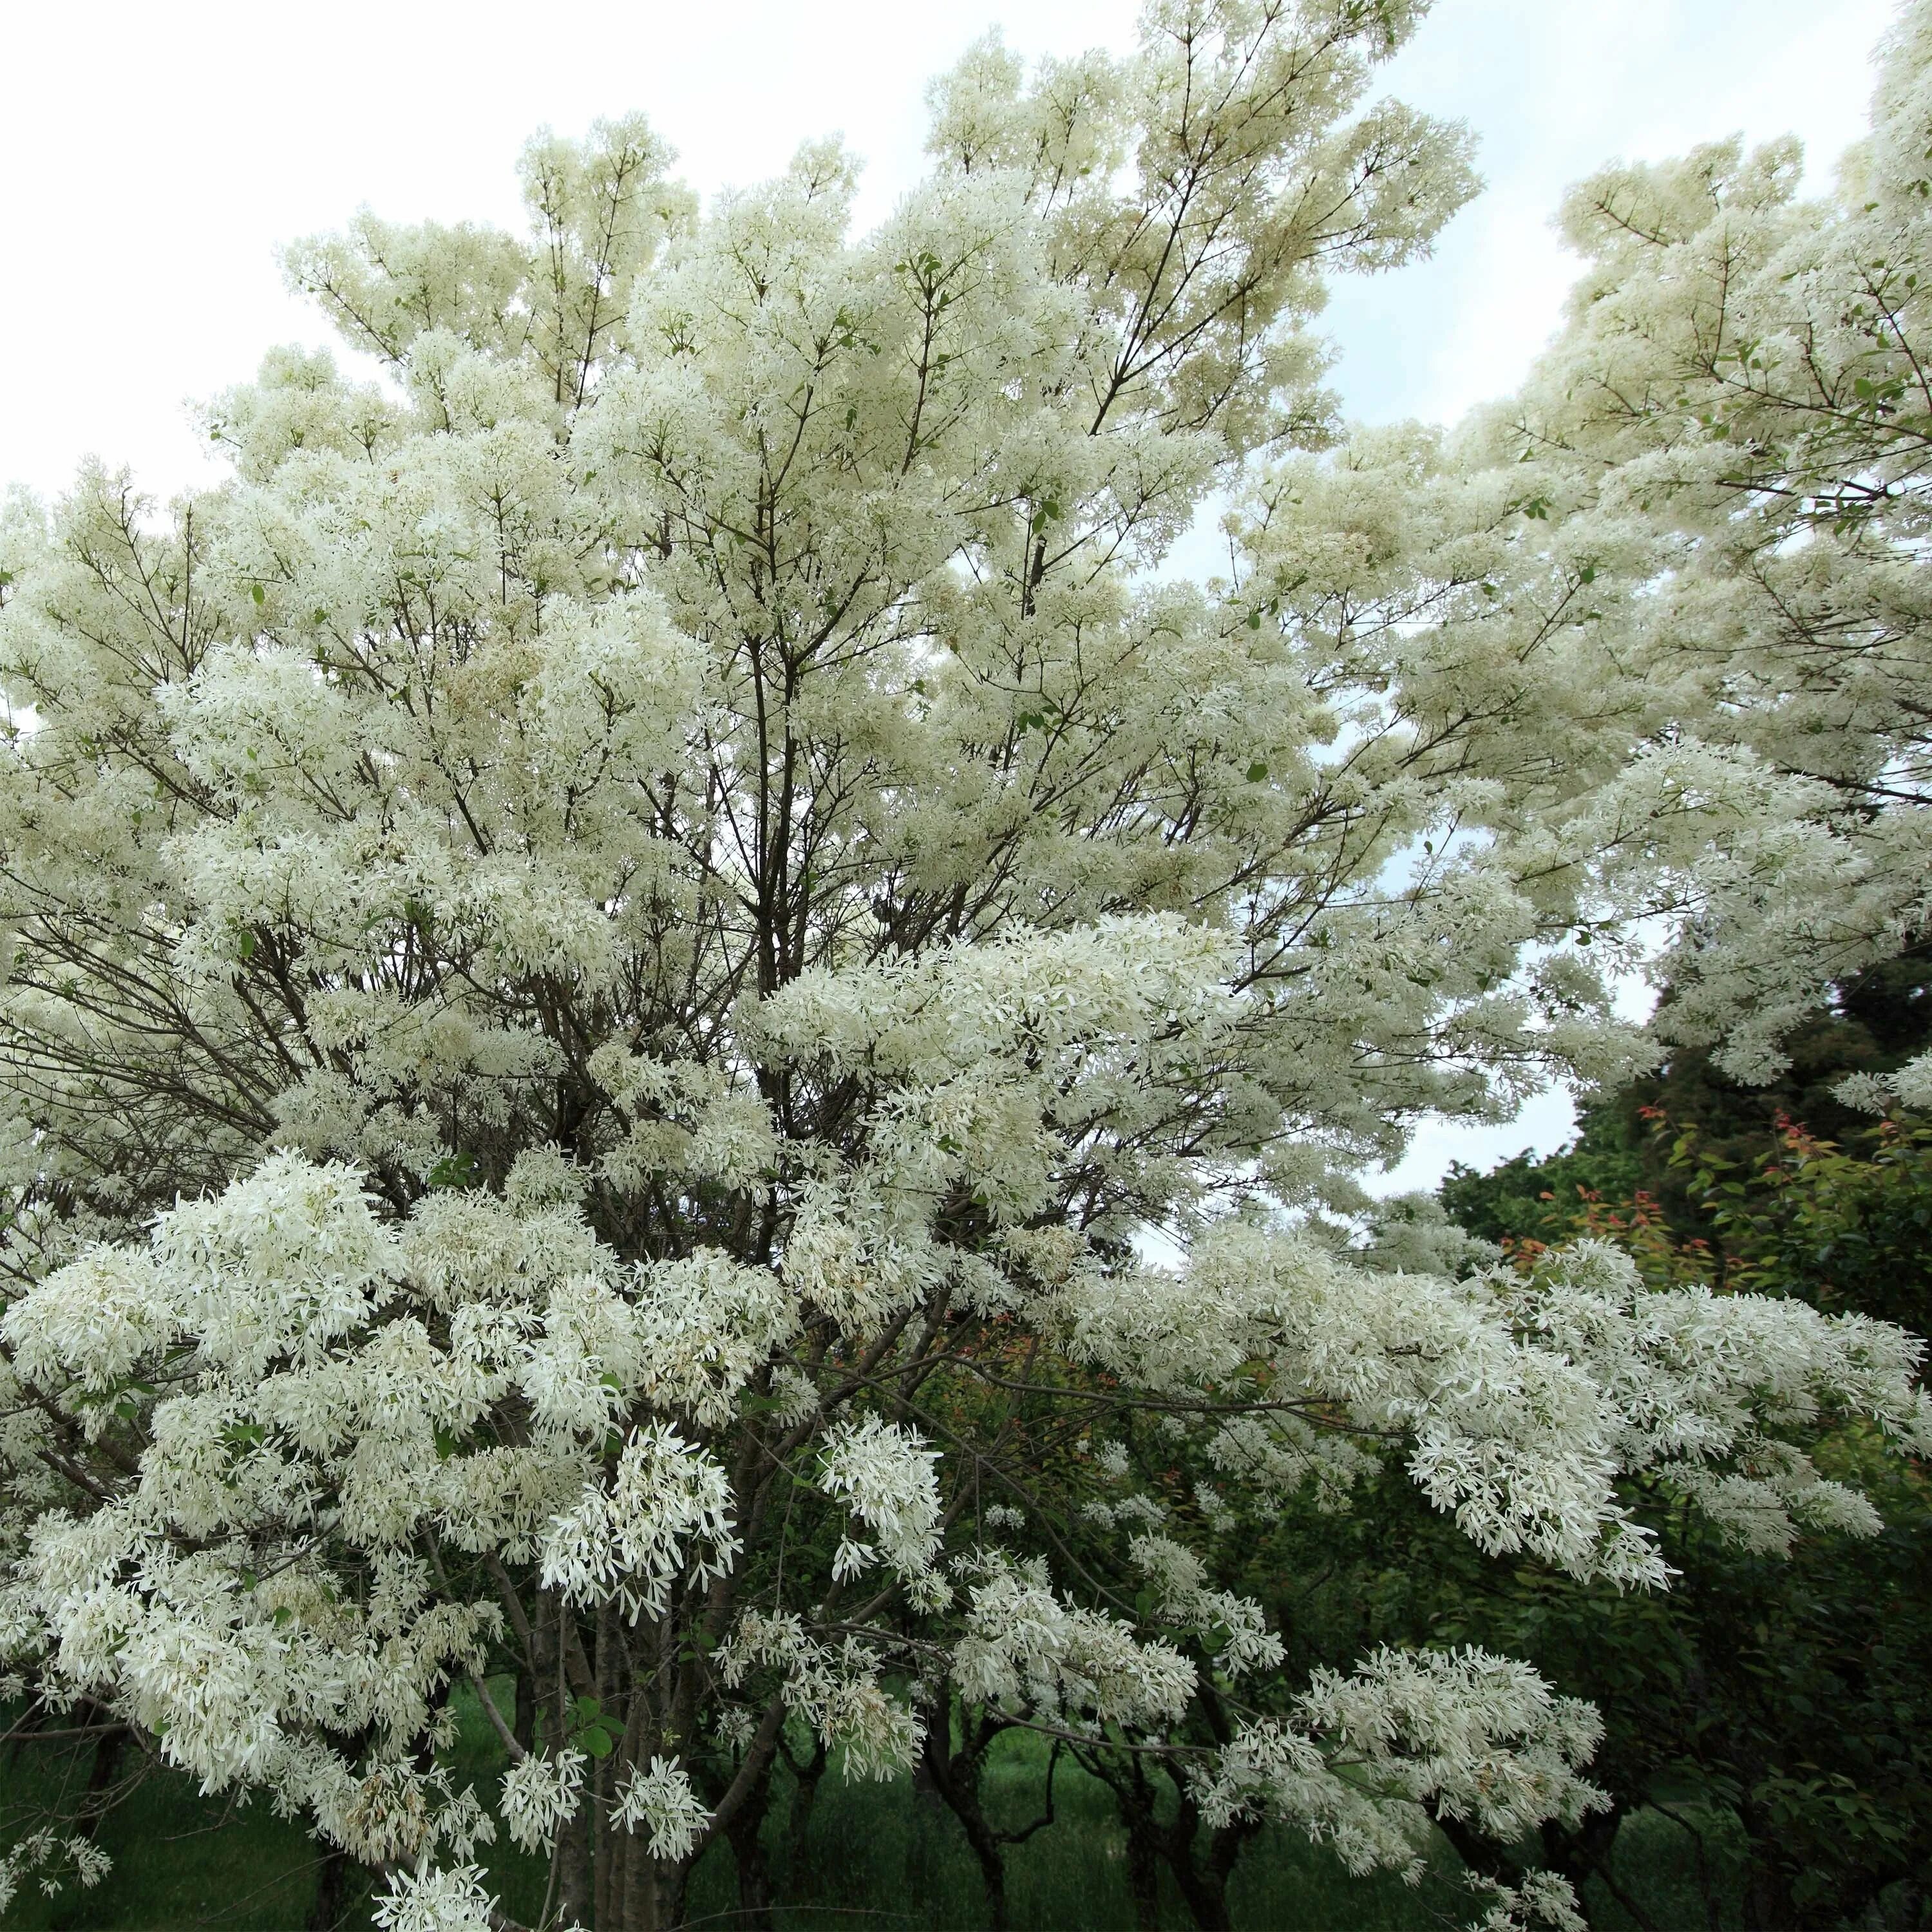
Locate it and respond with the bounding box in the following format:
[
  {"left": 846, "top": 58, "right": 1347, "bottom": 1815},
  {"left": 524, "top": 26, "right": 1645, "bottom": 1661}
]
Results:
[{"left": 0, "top": 0, "right": 1900, "bottom": 1187}]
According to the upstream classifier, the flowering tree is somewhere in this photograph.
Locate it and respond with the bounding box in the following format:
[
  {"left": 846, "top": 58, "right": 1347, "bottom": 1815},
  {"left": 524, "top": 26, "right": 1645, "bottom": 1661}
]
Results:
[
  {"left": 1244, "top": 0, "right": 1932, "bottom": 1089},
  {"left": 0, "top": 5, "right": 1926, "bottom": 1929}
]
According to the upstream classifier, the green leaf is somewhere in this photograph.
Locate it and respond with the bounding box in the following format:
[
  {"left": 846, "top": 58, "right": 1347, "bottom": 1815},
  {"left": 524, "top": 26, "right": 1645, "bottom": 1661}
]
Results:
[
  {"left": 1245, "top": 761, "right": 1269, "bottom": 783},
  {"left": 251, "top": 582, "right": 266, "bottom": 605},
  {"left": 428, "top": 1151, "right": 479, "bottom": 1191},
  {"left": 582, "top": 1724, "right": 615, "bottom": 1759}
]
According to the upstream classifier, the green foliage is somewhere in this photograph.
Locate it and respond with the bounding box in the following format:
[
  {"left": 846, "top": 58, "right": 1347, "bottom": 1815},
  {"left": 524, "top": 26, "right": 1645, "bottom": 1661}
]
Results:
[
  {"left": 1701, "top": 1115, "right": 1932, "bottom": 1336},
  {"left": 1439, "top": 1103, "right": 1643, "bottom": 1251},
  {"left": 1430, "top": 1084, "right": 1932, "bottom": 1927}
]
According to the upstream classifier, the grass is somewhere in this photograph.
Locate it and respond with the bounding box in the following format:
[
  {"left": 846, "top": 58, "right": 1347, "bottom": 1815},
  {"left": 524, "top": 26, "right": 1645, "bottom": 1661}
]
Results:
[
  {"left": 0, "top": 1752, "right": 324, "bottom": 1932},
  {"left": 0, "top": 1689, "right": 1755, "bottom": 1931}
]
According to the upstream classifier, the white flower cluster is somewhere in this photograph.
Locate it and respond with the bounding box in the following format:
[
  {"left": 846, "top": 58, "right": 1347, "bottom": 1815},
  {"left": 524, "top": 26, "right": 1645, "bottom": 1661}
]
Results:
[
  {"left": 818, "top": 1415, "right": 944, "bottom": 1586},
  {"left": 718, "top": 1610, "right": 926, "bottom": 1781},
  {"left": 951, "top": 1555, "right": 1195, "bottom": 1732},
  {"left": 753, "top": 917, "right": 1240, "bottom": 1233},
  {"left": 1206, "top": 1412, "right": 1381, "bottom": 1515},
  {"left": 1044, "top": 1227, "right": 1931, "bottom": 1585},
  {"left": 1128, "top": 1533, "right": 1283, "bottom": 1676},
  {"left": 0, "top": 1831, "right": 109, "bottom": 1913},
  {"left": 1195, "top": 1647, "right": 1605, "bottom": 1881},
  {"left": 630, "top": 1251, "right": 798, "bottom": 1427},
  {"left": 372, "top": 1862, "right": 497, "bottom": 1932},
  {"left": 612, "top": 1756, "right": 710, "bottom": 1859},
  {"left": 540, "top": 1423, "right": 739, "bottom": 1622},
  {"left": 1839, "top": 1050, "right": 1932, "bottom": 1116},
  {"left": 497, "top": 1745, "right": 585, "bottom": 1853},
  {"left": 1470, "top": 1871, "right": 1591, "bottom": 1932}
]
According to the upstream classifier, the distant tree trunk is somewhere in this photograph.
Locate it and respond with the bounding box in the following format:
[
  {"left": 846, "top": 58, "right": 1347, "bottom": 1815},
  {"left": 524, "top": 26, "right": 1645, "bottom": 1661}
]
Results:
[
  {"left": 561, "top": 1798, "right": 595, "bottom": 1929},
  {"left": 1126, "top": 1821, "right": 1162, "bottom": 1932},
  {"left": 5, "top": 1697, "right": 46, "bottom": 1768},
  {"left": 1537, "top": 1807, "right": 1660, "bottom": 1932},
  {"left": 306, "top": 1847, "right": 351, "bottom": 1932},
  {"left": 536, "top": 1598, "right": 593, "bottom": 1931},
  {"left": 1089, "top": 1748, "right": 1253, "bottom": 1932},
  {"left": 1160, "top": 1792, "right": 1249, "bottom": 1932},
  {"left": 780, "top": 1730, "right": 829, "bottom": 1897},
  {"left": 75, "top": 1712, "right": 127, "bottom": 1841},
  {"left": 1090, "top": 1751, "right": 1162, "bottom": 1932},
  {"left": 594, "top": 1599, "right": 620, "bottom": 1932},
  {"left": 905, "top": 1706, "right": 949, "bottom": 1909},
  {"left": 514, "top": 1667, "right": 537, "bottom": 1756},
  {"left": 1739, "top": 1837, "right": 1803, "bottom": 1932},
  {"left": 1738, "top": 1777, "right": 1813, "bottom": 1932}
]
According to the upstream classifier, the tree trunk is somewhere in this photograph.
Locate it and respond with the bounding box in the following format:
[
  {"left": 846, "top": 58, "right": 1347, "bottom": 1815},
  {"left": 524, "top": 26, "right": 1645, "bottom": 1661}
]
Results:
[
  {"left": 1537, "top": 1807, "right": 1660, "bottom": 1932},
  {"left": 1738, "top": 1795, "right": 1803, "bottom": 1932},
  {"left": 723, "top": 1756, "right": 777, "bottom": 1932},
  {"left": 514, "top": 1667, "right": 537, "bottom": 1756},
  {"left": 560, "top": 1798, "right": 594, "bottom": 1930},
  {"left": 1124, "top": 1812, "right": 1162, "bottom": 1932},
  {"left": 593, "top": 1600, "right": 620, "bottom": 1932},
  {"left": 1161, "top": 1797, "right": 1237, "bottom": 1932},
  {"left": 621, "top": 1846, "right": 688, "bottom": 1932},
  {"left": 1741, "top": 1866, "right": 1802, "bottom": 1932},
  {"left": 305, "top": 1846, "right": 352, "bottom": 1932},
  {"left": 6, "top": 1698, "right": 46, "bottom": 1768},
  {"left": 1108, "top": 1759, "right": 1162, "bottom": 1932},
  {"left": 919, "top": 1705, "right": 1009, "bottom": 1932},
  {"left": 536, "top": 1599, "right": 594, "bottom": 1931},
  {"left": 904, "top": 1723, "right": 949, "bottom": 1917},
  {"left": 1137, "top": 1766, "right": 1254, "bottom": 1932}
]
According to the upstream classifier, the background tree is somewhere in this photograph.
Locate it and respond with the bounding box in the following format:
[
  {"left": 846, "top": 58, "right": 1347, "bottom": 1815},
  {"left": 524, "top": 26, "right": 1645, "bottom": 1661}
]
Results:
[{"left": 1425, "top": 1105, "right": 1932, "bottom": 1930}]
